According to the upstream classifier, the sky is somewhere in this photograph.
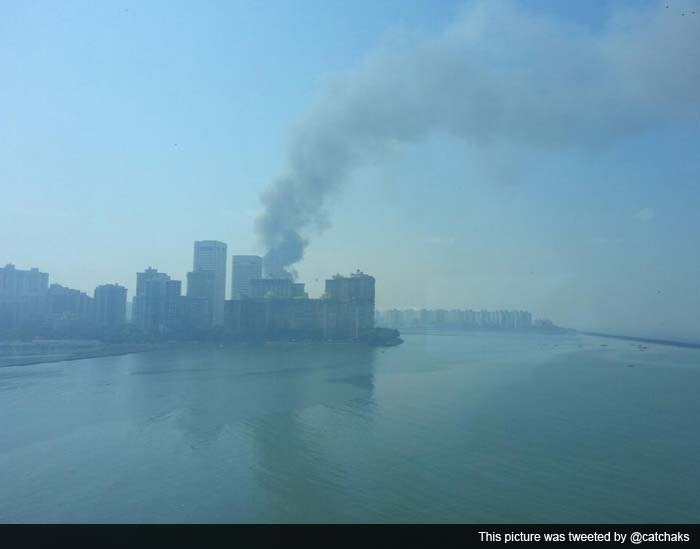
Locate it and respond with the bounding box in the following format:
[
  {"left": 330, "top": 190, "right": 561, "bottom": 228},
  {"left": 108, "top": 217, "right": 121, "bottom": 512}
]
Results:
[{"left": 2, "top": 0, "right": 699, "bottom": 341}]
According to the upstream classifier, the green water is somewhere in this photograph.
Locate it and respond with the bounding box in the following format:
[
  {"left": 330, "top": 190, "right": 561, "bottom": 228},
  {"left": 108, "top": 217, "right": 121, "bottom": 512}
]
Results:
[{"left": 1, "top": 333, "right": 699, "bottom": 523}]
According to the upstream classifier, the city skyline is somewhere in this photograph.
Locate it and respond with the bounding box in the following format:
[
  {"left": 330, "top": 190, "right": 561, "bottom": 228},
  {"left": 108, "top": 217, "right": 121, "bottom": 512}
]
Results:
[
  {"left": 0, "top": 258, "right": 383, "bottom": 342},
  {"left": 2, "top": 0, "right": 699, "bottom": 341},
  {"left": 0, "top": 255, "right": 552, "bottom": 328}
]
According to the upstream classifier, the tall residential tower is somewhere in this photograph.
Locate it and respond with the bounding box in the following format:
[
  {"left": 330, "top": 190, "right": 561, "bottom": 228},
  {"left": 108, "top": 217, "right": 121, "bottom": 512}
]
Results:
[
  {"left": 94, "top": 284, "right": 127, "bottom": 328},
  {"left": 133, "top": 267, "right": 181, "bottom": 334},
  {"left": 231, "top": 255, "right": 262, "bottom": 299},
  {"left": 192, "top": 240, "right": 227, "bottom": 326}
]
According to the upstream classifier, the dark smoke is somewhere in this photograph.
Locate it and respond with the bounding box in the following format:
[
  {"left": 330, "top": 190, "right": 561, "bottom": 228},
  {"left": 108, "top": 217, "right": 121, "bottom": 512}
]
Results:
[{"left": 255, "top": 0, "right": 700, "bottom": 277}]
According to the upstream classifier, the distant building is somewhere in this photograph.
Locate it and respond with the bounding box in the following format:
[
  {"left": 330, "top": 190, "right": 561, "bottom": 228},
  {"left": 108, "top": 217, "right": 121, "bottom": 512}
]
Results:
[
  {"left": 478, "top": 310, "right": 491, "bottom": 328},
  {"left": 0, "top": 263, "right": 49, "bottom": 333},
  {"left": 323, "top": 271, "right": 375, "bottom": 338},
  {"left": 45, "top": 283, "right": 94, "bottom": 337},
  {"left": 465, "top": 310, "right": 475, "bottom": 327},
  {"left": 251, "top": 278, "right": 307, "bottom": 299},
  {"left": 0, "top": 263, "right": 49, "bottom": 300},
  {"left": 419, "top": 309, "right": 436, "bottom": 325},
  {"left": 384, "top": 309, "right": 403, "bottom": 327},
  {"left": 377, "top": 307, "right": 533, "bottom": 331},
  {"left": 224, "top": 298, "right": 322, "bottom": 339},
  {"left": 516, "top": 311, "right": 533, "bottom": 329},
  {"left": 193, "top": 241, "right": 227, "bottom": 326},
  {"left": 435, "top": 309, "right": 447, "bottom": 325},
  {"left": 403, "top": 308, "right": 419, "bottom": 327},
  {"left": 94, "top": 284, "right": 127, "bottom": 328},
  {"left": 231, "top": 255, "right": 262, "bottom": 299},
  {"left": 48, "top": 283, "right": 93, "bottom": 319},
  {"left": 224, "top": 271, "right": 376, "bottom": 340},
  {"left": 325, "top": 270, "right": 375, "bottom": 302},
  {"left": 186, "top": 270, "right": 215, "bottom": 329},
  {"left": 133, "top": 267, "right": 181, "bottom": 334},
  {"left": 446, "top": 309, "right": 464, "bottom": 325},
  {"left": 179, "top": 296, "right": 211, "bottom": 333}
]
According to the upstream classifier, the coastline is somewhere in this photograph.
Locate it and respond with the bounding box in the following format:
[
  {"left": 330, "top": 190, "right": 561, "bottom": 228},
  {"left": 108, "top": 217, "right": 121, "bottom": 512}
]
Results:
[
  {"left": 0, "top": 342, "right": 161, "bottom": 368},
  {"left": 0, "top": 334, "right": 404, "bottom": 368},
  {"left": 395, "top": 328, "right": 571, "bottom": 337},
  {"left": 580, "top": 331, "right": 700, "bottom": 350}
]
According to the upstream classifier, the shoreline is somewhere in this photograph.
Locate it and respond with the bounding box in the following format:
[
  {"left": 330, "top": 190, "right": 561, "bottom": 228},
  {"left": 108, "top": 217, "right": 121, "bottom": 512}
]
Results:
[
  {"left": 395, "top": 328, "right": 570, "bottom": 336},
  {"left": 0, "top": 337, "right": 397, "bottom": 367},
  {"left": 0, "top": 343, "right": 160, "bottom": 368},
  {"left": 4, "top": 330, "right": 698, "bottom": 368},
  {"left": 580, "top": 331, "right": 700, "bottom": 350}
]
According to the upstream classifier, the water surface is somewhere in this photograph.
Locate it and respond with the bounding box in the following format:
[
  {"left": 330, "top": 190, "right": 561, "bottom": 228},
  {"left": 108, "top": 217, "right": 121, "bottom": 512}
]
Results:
[{"left": 1, "top": 333, "right": 699, "bottom": 523}]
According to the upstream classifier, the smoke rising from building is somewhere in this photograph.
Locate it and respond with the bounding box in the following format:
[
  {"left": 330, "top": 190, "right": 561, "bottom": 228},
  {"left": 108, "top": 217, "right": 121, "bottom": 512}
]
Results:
[{"left": 255, "top": 0, "right": 700, "bottom": 277}]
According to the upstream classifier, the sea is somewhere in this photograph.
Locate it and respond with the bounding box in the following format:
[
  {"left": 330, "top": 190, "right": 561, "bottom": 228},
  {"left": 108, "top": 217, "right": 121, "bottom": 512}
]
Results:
[{"left": 1, "top": 332, "right": 699, "bottom": 523}]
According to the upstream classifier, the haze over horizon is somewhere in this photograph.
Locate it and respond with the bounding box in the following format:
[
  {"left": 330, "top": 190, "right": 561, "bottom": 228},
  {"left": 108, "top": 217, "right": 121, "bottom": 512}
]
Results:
[{"left": 2, "top": 0, "right": 700, "bottom": 342}]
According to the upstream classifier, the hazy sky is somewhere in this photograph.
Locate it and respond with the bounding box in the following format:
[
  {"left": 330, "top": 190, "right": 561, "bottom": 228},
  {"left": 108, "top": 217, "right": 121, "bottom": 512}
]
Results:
[{"left": 2, "top": 0, "right": 699, "bottom": 341}]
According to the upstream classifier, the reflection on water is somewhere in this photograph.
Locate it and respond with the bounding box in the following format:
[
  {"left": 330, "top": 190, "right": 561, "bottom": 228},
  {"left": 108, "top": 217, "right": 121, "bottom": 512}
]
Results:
[
  {"left": 165, "top": 344, "right": 378, "bottom": 450},
  {"left": 1, "top": 334, "right": 699, "bottom": 523}
]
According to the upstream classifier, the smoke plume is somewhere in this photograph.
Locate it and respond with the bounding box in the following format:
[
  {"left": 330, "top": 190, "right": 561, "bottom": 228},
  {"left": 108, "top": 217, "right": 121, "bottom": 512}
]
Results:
[{"left": 255, "top": 0, "right": 700, "bottom": 278}]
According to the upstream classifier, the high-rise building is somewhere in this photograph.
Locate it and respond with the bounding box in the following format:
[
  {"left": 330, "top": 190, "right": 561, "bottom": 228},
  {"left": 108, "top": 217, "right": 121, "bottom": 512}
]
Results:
[
  {"left": 179, "top": 295, "right": 211, "bottom": 332},
  {"left": 0, "top": 264, "right": 49, "bottom": 300},
  {"left": 251, "top": 278, "right": 306, "bottom": 299},
  {"left": 223, "top": 271, "right": 376, "bottom": 340},
  {"left": 48, "top": 283, "right": 93, "bottom": 319},
  {"left": 324, "top": 270, "right": 375, "bottom": 302},
  {"left": 0, "top": 263, "right": 49, "bottom": 333},
  {"left": 186, "top": 270, "right": 215, "bottom": 328},
  {"left": 192, "top": 241, "right": 227, "bottom": 326},
  {"left": 133, "top": 267, "right": 181, "bottom": 334},
  {"left": 231, "top": 255, "right": 262, "bottom": 299},
  {"left": 386, "top": 309, "right": 404, "bottom": 327},
  {"left": 94, "top": 284, "right": 127, "bottom": 328},
  {"left": 45, "top": 283, "right": 94, "bottom": 337},
  {"left": 515, "top": 311, "right": 532, "bottom": 329},
  {"left": 323, "top": 271, "right": 375, "bottom": 338},
  {"left": 403, "top": 308, "right": 419, "bottom": 327}
]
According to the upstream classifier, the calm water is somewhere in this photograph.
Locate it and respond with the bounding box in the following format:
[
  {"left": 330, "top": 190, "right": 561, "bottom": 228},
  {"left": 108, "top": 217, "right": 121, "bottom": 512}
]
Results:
[{"left": 1, "top": 333, "right": 699, "bottom": 523}]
